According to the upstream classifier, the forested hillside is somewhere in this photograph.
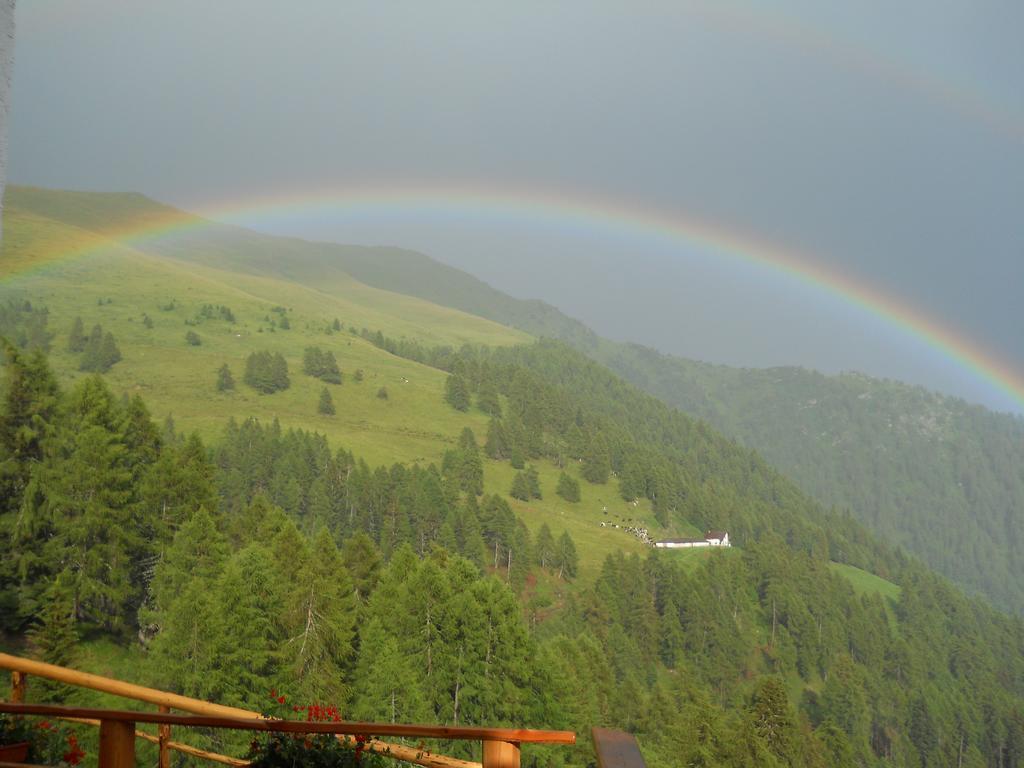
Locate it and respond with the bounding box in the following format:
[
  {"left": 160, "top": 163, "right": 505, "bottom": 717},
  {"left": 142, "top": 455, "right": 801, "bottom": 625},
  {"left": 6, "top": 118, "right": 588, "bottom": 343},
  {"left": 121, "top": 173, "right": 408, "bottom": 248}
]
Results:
[
  {"left": 4, "top": 187, "right": 1024, "bottom": 767},
  {"left": 3, "top": 328, "right": 1024, "bottom": 767},
  {"left": 77, "top": 181, "right": 1013, "bottom": 622},
  {"left": 594, "top": 346, "right": 1024, "bottom": 615}
]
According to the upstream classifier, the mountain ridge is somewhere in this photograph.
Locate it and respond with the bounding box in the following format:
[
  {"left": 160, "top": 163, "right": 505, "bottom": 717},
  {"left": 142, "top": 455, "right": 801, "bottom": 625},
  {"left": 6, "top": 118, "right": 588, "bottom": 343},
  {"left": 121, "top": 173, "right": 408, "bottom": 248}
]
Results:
[{"left": 6, "top": 185, "right": 1024, "bottom": 615}]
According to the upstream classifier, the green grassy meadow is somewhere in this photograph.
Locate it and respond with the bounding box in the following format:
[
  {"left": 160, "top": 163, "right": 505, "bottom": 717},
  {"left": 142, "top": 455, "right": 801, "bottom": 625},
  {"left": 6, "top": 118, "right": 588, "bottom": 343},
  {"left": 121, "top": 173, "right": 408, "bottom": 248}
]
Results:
[
  {"left": 829, "top": 562, "right": 902, "bottom": 602},
  {"left": 0, "top": 198, "right": 686, "bottom": 583}
]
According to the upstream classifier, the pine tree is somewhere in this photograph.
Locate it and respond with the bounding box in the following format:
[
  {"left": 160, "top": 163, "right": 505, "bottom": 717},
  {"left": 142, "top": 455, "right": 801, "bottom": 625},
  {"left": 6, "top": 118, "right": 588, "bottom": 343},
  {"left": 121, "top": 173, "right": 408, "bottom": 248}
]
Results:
[
  {"left": 350, "top": 617, "right": 429, "bottom": 724},
  {"left": 103, "top": 332, "right": 122, "bottom": 367},
  {"left": 484, "top": 417, "right": 508, "bottom": 459},
  {"left": 444, "top": 374, "right": 470, "bottom": 411},
  {"left": 377, "top": 386, "right": 388, "bottom": 400},
  {"left": 535, "top": 523, "right": 556, "bottom": 569},
  {"left": 185, "top": 330, "right": 201, "bottom": 346},
  {"left": 67, "top": 316, "right": 86, "bottom": 352},
  {"left": 146, "top": 506, "right": 228, "bottom": 626},
  {"left": 210, "top": 546, "right": 282, "bottom": 709},
  {"left": 216, "top": 364, "right": 235, "bottom": 392},
  {"left": 556, "top": 531, "right": 579, "bottom": 579},
  {"left": 303, "top": 347, "right": 341, "bottom": 383},
  {"left": 749, "top": 677, "right": 797, "bottom": 763},
  {"left": 22, "top": 377, "right": 138, "bottom": 632},
  {"left": 450, "top": 427, "right": 483, "bottom": 495},
  {"left": 477, "top": 381, "right": 501, "bottom": 416},
  {"left": 0, "top": 342, "right": 60, "bottom": 515},
  {"left": 244, "top": 351, "right": 290, "bottom": 393},
  {"left": 281, "top": 528, "right": 356, "bottom": 702},
  {"left": 341, "top": 531, "right": 383, "bottom": 603},
  {"left": 582, "top": 433, "right": 611, "bottom": 484},
  {"left": 510, "top": 472, "right": 531, "bottom": 501},
  {"left": 318, "top": 387, "right": 336, "bottom": 415},
  {"left": 619, "top": 453, "right": 646, "bottom": 501},
  {"left": 79, "top": 325, "right": 122, "bottom": 372},
  {"left": 457, "top": 497, "right": 487, "bottom": 568},
  {"left": 510, "top": 445, "right": 525, "bottom": 470},
  {"left": 27, "top": 572, "right": 79, "bottom": 702},
  {"left": 556, "top": 472, "right": 581, "bottom": 502},
  {"left": 525, "top": 464, "right": 542, "bottom": 499}
]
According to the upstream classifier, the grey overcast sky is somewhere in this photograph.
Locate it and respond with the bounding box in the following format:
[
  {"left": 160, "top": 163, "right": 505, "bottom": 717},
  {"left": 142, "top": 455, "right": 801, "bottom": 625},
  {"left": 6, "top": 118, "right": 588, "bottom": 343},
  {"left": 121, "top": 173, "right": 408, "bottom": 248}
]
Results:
[{"left": 7, "top": 1, "right": 1024, "bottom": 411}]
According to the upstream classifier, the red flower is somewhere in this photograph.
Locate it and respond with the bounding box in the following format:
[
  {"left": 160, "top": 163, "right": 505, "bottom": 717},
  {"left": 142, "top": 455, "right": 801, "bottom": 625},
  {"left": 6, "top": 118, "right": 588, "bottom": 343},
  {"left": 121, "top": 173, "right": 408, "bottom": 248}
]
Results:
[
  {"left": 277, "top": 695, "right": 286, "bottom": 704},
  {"left": 270, "top": 688, "right": 277, "bottom": 698},
  {"left": 63, "top": 734, "right": 86, "bottom": 766}
]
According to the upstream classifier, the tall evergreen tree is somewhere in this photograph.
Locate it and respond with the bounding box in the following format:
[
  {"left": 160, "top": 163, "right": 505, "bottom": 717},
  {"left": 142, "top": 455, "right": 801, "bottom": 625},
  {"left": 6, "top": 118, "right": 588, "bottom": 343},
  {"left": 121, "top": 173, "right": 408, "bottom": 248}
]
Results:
[
  {"left": 0, "top": 343, "right": 60, "bottom": 515},
  {"left": 216, "top": 363, "right": 235, "bottom": 392},
  {"left": 18, "top": 377, "right": 138, "bottom": 632},
  {"left": 79, "top": 325, "right": 122, "bottom": 373},
  {"left": 556, "top": 531, "right": 579, "bottom": 580},
  {"left": 318, "top": 387, "right": 336, "bottom": 415},
  {"left": 556, "top": 471, "right": 581, "bottom": 503},
  {"left": 281, "top": 528, "right": 357, "bottom": 703},
  {"left": 510, "top": 472, "right": 531, "bottom": 501},
  {"left": 525, "top": 464, "right": 542, "bottom": 499},
  {"left": 26, "top": 572, "right": 79, "bottom": 702},
  {"left": 340, "top": 531, "right": 382, "bottom": 604},
  {"left": 444, "top": 374, "right": 470, "bottom": 412},
  {"left": 244, "top": 351, "right": 290, "bottom": 393},
  {"left": 535, "top": 523, "right": 556, "bottom": 569},
  {"left": 484, "top": 417, "right": 508, "bottom": 460},
  {"left": 582, "top": 433, "right": 611, "bottom": 484},
  {"left": 67, "top": 316, "right": 86, "bottom": 352},
  {"left": 477, "top": 381, "right": 501, "bottom": 416}
]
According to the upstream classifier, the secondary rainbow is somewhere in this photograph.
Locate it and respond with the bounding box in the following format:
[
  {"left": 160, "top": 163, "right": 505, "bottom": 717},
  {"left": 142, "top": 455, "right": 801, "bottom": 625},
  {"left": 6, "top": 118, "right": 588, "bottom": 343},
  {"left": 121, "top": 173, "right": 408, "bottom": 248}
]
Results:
[{"left": 4, "top": 184, "right": 1023, "bottom": 410}]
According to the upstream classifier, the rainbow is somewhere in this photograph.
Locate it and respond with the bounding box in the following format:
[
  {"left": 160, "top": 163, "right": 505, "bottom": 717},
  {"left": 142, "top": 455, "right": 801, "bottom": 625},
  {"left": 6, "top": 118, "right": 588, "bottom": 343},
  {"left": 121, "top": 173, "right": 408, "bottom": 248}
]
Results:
[{"left": 3, "top": 183, "right": 1023, "bottom": 411}]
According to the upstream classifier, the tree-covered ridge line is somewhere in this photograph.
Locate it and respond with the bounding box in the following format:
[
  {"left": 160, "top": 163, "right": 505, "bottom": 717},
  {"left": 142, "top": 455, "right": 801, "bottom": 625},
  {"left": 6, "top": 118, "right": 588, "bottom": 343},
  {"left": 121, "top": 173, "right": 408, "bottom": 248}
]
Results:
[
  {"left": 9, "top": 186, "right": 1021, "bottom": 613},
  {"left": 3, "top": 188, "right": 1024, "bottom": 764},
  {"left": 593, "top": 345, "right": 1024, "bottom": 614},
  {"left": 2, "top": 344, "right": 1023, "bottom": 767},
  {"left": 248, "top": 221, "right": 1024, "bottom": 618},
  {"left": 361, "top": 327, "right": 894, "bottom": 576}
]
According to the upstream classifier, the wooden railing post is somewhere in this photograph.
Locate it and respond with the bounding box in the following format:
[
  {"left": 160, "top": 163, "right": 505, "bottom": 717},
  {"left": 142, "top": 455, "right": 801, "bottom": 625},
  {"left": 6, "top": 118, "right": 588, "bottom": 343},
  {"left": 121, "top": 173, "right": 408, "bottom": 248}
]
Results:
[
  {"left": 158, "top": 704, "right": 171, "bottom": 768},
  {"left": 10, "top": 671, "right": 26, "bottom": 702},
  {"left": 482, "top": 740, "right": 520, "bottom": 768},
  {"left": 99, "top": 718, "right": 136, "bottom": 768}
]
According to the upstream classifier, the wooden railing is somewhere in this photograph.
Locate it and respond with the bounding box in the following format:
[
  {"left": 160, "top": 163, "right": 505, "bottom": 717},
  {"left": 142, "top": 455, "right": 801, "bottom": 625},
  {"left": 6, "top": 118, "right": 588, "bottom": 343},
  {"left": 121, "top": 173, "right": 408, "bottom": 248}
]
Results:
[{"left": 0, "top": 654, "right": 575, "bottom": 768}]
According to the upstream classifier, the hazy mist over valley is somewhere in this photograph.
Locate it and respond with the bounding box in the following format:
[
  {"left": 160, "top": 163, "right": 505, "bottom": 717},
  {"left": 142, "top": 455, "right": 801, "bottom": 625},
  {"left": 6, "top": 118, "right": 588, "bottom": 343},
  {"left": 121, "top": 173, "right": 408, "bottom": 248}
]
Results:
[{"left": 2, "top": 4, "right": 1024, "bottom": 768}]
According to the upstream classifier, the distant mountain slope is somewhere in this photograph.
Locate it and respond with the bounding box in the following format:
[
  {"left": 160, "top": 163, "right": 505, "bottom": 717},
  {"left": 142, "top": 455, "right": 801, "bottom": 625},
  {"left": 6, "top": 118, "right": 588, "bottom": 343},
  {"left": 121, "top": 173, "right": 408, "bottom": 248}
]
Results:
[
  {"left": 8, "top": 186, "right": 1024, "bottom": 614},
  {"left": 598, "top": 346, "right": 1024, "bottom": 613},
  {"left": 5, "top": 186, "right": 602, "bottom": 349},
  {"left": 9, "top": 189, "right": 1024, "bottom": 768}
]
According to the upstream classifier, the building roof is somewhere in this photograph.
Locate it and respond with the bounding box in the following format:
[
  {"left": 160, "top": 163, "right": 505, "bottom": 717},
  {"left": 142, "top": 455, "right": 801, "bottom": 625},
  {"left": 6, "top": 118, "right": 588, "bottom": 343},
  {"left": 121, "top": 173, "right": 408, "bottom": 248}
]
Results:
[
  {"left": 657, "top": 538, "right": 707, "bottom": 544},
  {"left": 705, "top": 530, "right": 728, "bottom": 540}
]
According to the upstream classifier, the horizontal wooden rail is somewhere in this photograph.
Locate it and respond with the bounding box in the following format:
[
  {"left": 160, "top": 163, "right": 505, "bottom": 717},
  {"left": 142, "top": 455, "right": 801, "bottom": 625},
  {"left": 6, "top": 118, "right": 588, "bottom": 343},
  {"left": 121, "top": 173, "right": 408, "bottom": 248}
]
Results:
[
  {"left": 1, "top": 703, "right": 575, "bottom": 768},
  {"left": 0, "top": 654, "right": 517, "bottom": 768},
  {"left": 62, "top": 716, "right": 249, "bottom": 767},
  {"left": 0, "top": 704, "right": 575, "bottom": 743},
  {"left": 0, "top": 654, "right": 254, "bottom": 718}
]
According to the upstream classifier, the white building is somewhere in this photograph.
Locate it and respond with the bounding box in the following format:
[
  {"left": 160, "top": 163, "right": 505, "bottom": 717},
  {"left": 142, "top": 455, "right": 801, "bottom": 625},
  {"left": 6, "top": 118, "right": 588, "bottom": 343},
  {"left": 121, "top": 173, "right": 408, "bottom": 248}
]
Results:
[{"left": 654, "top": 530, "right": 730, "bottom": 549}]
